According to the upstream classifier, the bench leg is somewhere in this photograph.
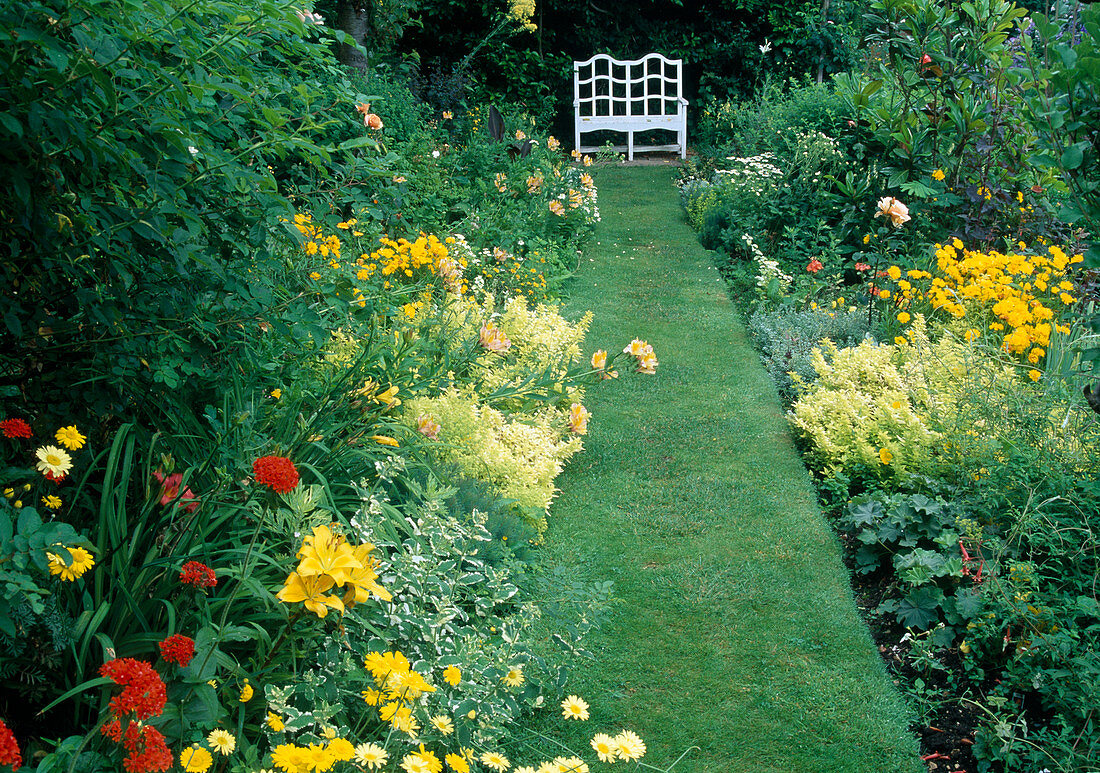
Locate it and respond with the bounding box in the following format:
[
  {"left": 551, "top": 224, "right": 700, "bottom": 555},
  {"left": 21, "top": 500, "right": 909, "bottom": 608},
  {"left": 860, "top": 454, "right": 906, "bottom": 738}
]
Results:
[{"left": 628, "top": 131, "right": 634, "bottom": 162}]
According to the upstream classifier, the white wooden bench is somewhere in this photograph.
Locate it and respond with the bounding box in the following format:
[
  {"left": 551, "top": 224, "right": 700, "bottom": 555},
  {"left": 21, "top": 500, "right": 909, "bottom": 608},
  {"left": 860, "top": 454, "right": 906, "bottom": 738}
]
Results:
[{"left": 573, "top": 53, "right": 688, "bottom": 161}]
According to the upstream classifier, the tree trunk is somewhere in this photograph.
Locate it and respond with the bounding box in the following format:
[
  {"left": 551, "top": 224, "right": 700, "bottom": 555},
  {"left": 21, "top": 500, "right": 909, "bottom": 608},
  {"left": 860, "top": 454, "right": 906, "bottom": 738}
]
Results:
[
  {"left": 336, "top": 0, "right": 371, "bottom": 71},
  {"left": 817, "top": 0, "right": 830, "bottom": 84}
]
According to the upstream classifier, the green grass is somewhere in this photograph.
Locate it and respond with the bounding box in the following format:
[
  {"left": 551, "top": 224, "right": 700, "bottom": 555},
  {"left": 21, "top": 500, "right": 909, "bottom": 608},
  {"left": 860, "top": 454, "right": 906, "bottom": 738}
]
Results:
[{"left": 525, "top": 165, "right": 923, "bottom": 773}]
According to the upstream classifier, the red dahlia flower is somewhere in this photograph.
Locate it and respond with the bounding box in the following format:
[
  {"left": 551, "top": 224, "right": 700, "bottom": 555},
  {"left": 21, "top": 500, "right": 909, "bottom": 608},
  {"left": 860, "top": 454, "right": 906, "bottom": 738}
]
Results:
[
  {"left": 157, "top": 634, "right": 196, "bottom": 667},
  {"left": 179, "top": 560, "right": 217, "bottom": 588},
  {"left": 99, "top": 658, "right": 167, "bottom": 720},
  {"left": 0, "top": 418, "right": 32, "bottom": 439},
  {"left": 0, "top": 718, "right": 21, "bottom": 771},
  {"left": 252, "top": 455, "right": 299, "bottom": 493}
]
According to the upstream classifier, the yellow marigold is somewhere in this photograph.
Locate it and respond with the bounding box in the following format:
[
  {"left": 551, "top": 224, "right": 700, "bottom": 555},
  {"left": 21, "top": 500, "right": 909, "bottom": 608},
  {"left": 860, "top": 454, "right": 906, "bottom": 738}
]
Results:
[
  {"left": 180, "top": 744, "right": 213, "bottom": 773},
  {"left": 614, "top": 731, "right": 646, "bottom": 761},
  {"left": 445, "top": 753, "right": 470, "bottom": 773},
  {"left": 47, "top": 546, "right": 95, "bottom": 581},
  {"left": 431, "top": 715, "right": 454, "bottom": 735},
  {"left": 1028, "top": 369, "right": 1041, "bottom": 382},
  {"left": 206, "top": 729, "right": 235, "bottom": 755},
  {"left": 896, "top": 311, "right": 911, "bottom": 324},
  {"left": 879, "top": 448, "right": 894, "bottom": 465},
  {"left": 327, "top": 738, "right": 356, "bottom": 762},
  {"left": 480, "top": 752, "right": 510, "bottom": 772},
  {"left": 501, "top": 665, "right": 524, "bottom": 687},
  {"left": 54, "top": 425, "right": 86, "bottom": 450},
  {"left": 561, "top": 695, "right": 589, "bottom": 720},
  {"left": 932, "top": 168, "right": 945, "bottom": 181},
  {"left": 442, "top": 665, "right": 461, "bottom": 686},
  {"left": 886, "top": 265, "right": 902, "bottom": 281},
  {"left": 590, "top": 734, "right": 616, "bottom": 762}
]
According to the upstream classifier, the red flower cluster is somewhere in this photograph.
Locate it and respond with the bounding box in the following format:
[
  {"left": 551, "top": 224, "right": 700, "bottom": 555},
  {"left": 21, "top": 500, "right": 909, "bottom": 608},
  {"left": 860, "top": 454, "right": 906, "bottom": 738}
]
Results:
[
  {"left": 253, "top": 455, "right": 299, "bottom": 493},
  {"left": 99, "top": 658, "right": 167, "bottom": 720},
  {"left": 44, "top": 469, "right": 66, "bottom": 484},
  {"left": 101, "top": 720, "right": 172, "bottom": 773},
  {"left": 152, "top": 470, "right": 199, "bottom": 513},
  {"left": 99, "top": 659, "right": 171, "bottom": 772},
  {"left": 0, "top": 718, "right": 21, "bottom": 771},
  {"left": 0, "top": 418, "right": 32, "bottom": 439},
  {"left": 179, "top": 560, "right": 217, "bottom": 588},
  {"left": 854, "top": 262, "right": 871, "bottom": 272},
  {"left": 806, "top": 258, "right": 824, "bottom": 274},
  {"left": 157, "top": 633, "right": 196, "bottom": 667}
]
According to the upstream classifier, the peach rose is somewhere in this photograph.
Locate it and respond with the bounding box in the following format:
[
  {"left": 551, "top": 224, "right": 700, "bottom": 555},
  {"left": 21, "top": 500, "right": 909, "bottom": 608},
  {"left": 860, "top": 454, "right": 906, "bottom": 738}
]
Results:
[{"left": 874, "top": 196, "right": 910, "bottom": 227}]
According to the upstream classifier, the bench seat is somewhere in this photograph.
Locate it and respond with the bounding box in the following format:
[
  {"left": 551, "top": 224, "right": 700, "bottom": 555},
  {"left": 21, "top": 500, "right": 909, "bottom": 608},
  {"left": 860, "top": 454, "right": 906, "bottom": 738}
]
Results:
[{"left": 573, "top": 53, "right": 688, "bottom": 161}]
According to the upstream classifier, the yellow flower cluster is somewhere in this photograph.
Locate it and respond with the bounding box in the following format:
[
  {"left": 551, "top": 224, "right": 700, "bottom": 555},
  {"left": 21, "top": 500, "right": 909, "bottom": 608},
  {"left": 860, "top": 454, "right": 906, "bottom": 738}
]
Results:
[
  {"left": 292, "top": 213, "right": 343, "bottom": 260},
  {"left": 509, "top": 0, "right": 537, "bottom": 31},
  {"left": 887, "top": 239, "right": 1082, "bottom": 364},
  {"left": 275, "top": 525, "right": 391, "bottom": 618},
  {"left": 291, "top": 212, "right": 467, "bottom": 301},
  {"left": 270, "top": 737, "right": 356, "bottom": 773},
  {"left": 364, "top": 650, "right": 437, "bottom": 736},
  {"left": 370, "top": 234, "right": 450, "bottom": 281}
]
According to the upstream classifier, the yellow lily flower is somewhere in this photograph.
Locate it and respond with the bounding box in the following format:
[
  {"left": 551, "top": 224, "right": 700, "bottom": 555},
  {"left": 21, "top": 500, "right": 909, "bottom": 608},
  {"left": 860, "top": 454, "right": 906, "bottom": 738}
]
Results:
[
  {"left": 276, "top": 571, "right": 345, "bottom": 618},
  {"left": 296, "top": 525, "right": 362, "bottom": 585}
]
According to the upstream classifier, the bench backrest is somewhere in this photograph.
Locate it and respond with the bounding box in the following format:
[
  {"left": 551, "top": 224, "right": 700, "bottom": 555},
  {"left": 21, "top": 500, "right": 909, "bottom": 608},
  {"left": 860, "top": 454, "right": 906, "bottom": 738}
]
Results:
[{"left": 573, "top": 53, "right": 685, "bottom": 119}]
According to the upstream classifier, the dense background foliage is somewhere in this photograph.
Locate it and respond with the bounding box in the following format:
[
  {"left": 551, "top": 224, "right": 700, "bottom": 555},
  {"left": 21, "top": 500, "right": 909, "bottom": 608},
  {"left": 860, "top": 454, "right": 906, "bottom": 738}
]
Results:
[{"left": 3, "top": 0, "right": 1100, "bottom": 770}]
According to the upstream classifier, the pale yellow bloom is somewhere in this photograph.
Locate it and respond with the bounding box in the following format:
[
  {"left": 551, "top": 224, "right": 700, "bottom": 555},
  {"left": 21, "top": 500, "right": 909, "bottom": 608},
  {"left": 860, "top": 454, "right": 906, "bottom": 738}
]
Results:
[{"left": 561, "top": 695, "right": 589, "bottom": 720}]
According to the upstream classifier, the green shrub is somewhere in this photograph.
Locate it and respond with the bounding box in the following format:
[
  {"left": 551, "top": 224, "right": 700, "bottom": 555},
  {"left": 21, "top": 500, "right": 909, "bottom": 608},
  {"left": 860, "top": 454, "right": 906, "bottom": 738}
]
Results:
[
  {"left": 1014, "top": 4, "right": 1100, "bottom": 268},
  {"left": 402, "top": 387, "right": 583, "bottom": 525},
  {"left": 0, "top": 0, "right": 382, "bottom": 422},
  {"left": 749, "top": 305, "right": 873, "bottom": 403},
  {"left": 695, "top": 77, "right": 850, "bottom": 155},
  {"left": 833, "top": 0, "right": 1059, "bottom": 247},
  {"left": 787, "top": 317, "right": 971, "bottom": 480}
]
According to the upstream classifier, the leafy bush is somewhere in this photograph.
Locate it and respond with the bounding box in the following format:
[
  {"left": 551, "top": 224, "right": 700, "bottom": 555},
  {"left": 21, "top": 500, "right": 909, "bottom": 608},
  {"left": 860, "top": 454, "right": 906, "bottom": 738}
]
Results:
[
  {"left": 840, "top": 492, "right": 981, "bottom": 633},
  {"left": 695, "top": 77, "right": 851, "bottom": 155},
  {"left": 1014, "top": 3, "right": 1100, "bottom": 268},
  {"left": 833, "top": 0, "right": 1068, "bottom": 247},
  {"left": 748, "top": 305, "right": 873, "bottom": 402},
  {"left": 0, "top": 0, "right": 387, "bottom": 421},
  {"left": 787, "top": 317, "right": 969, "bottom": 480}
]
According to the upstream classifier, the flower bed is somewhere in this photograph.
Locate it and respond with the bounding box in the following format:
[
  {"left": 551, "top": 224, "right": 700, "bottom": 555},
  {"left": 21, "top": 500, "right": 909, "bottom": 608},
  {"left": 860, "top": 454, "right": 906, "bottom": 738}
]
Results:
[
  {"left": 0, "top": 3, "right": 660, "bottom": 771},
  {"left": 685, "top": 9, "right": 1100, "bottom": 765}
]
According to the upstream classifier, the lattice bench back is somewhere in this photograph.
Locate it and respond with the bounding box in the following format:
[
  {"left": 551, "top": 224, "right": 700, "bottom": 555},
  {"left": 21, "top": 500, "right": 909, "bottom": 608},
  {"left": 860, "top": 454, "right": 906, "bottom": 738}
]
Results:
[{"left": 573, "top": 53, "right": 688, "bottom": 160}]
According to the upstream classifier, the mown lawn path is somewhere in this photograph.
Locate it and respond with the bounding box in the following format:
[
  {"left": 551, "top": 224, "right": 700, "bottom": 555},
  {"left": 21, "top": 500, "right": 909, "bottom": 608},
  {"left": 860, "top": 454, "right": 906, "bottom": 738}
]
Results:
[{"left": 539, "top": 165, "right": 923, "bottom": 773}]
